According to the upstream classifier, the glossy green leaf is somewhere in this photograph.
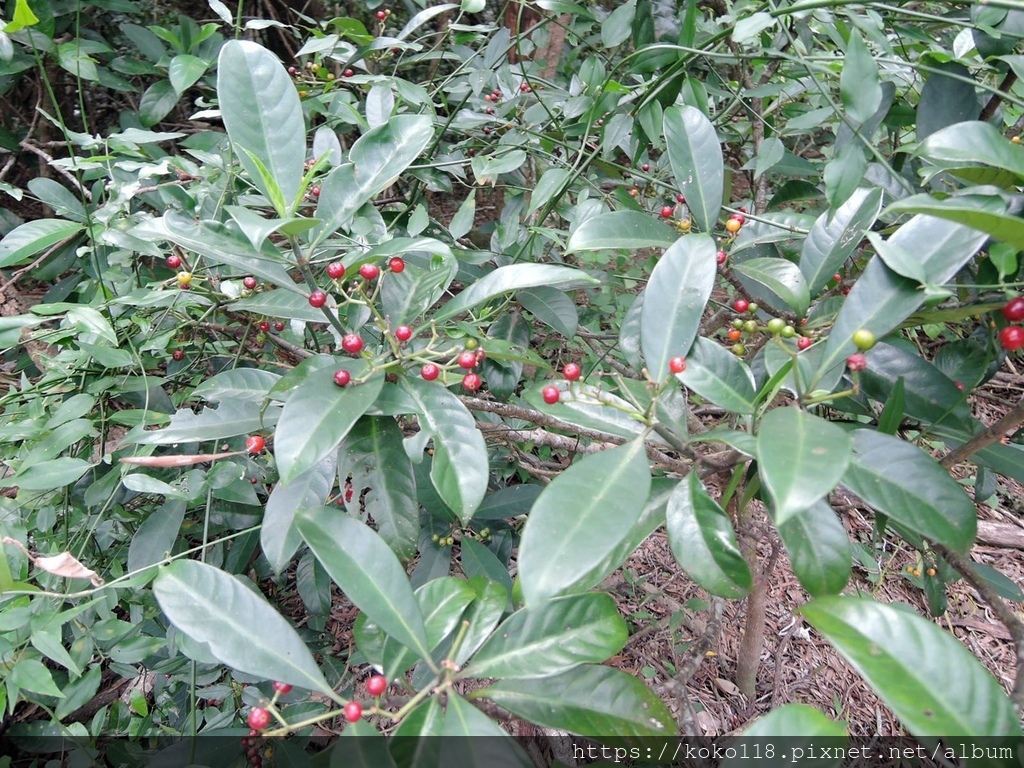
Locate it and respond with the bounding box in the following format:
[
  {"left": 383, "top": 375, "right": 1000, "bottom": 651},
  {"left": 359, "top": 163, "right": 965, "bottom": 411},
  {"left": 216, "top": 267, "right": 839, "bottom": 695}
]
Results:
[
  {"left": 842, "top": 430, "right": 977, "bottom": 553},
  {"left": 841, "top": 31, "right": 882, "bottom": 125},
  {"left": 801, "top": 596, "right": 1021, "bottom": 737},
  {"left": 675, "top": 337, "right": 757, "bottom": 414},
  {"left": 724, "top": 705, "right": 847, "bottom": 768},
  {"left": 262, "top": 455, "right": 336, "bottom": 576},
  {"left": 380, "top": 260, "right": 457, "bottom": 327},
  {"left": 517, "top": 286, "right": 578, "bottom": 338},
  {"left": 5, "top": 0, "right": 39, "bottom": 33},
  {"left": 732, "top": 257, "right": 810, "bottom": 317},
  {"left": 823, "top": 144, "right": 868, "bottom": 213},
  {"left": 471, "top": 484, "right": 542, "bottom": 520},
  {"left": 916, "top": 62, "right": 978, "bottom": 141},
  {"left": 218, "top": 41, "right": 304, "bottom": 214},
  {"left": 399, "top": 378, "right": 488, "bottom": 523},
  {"left": 524, "top": 380, "right": 649, "bottom": 441},
  {"left": 381, "top": 577, "right": 475, "bottom": 679},
  {"left": 440, "top": 693, "right": 535, "bottom": 768},
  {"left": 777, "top": 500, "right": 851, "bottom": 597},
  {"left": 128, "top": 400, "right": 279, "bottom": 444},
  {"left": 916, "top": 120, "right": 1024, "bottom": 179},
  {"left": 168, "top": 54, "right": 207, "bottom": 94},
  {"left": 757, "top": 407, "right": 852, "bottom": 525},
  {"left": 641, "top": 234, "right": 716, "bottom": 381},
  {"left": 139, "top": 80, "right": 178, "bottom": 126},
  {"left": 566, "top": 210, "right": 677, "bottom": 252},
  {"left": 459, "top": 537, "right": 513, "bottom": 598},
  {"left": 313, "top": 116, "right": 434, "bottom": 242},
  {"left": 128, "top": 499, "right": 186, "bottom": 572},
  {"left": 333, "top": 720, "right": 398, "bottom": 767},
  {"left": 274, "top": 362, "right": 384, "bottom": 485},
  {"left": 229, "top": 290, "right": 335, "bottom": 323},
  {"left": 153, "top": 559, "right": 336, "bottom": 697},
  {"left": 800, "top": 187, "right": 883, "bottom": 295},
  {"left": 518, "top": 438, "right": 651, "bottom": 606},
  {"left": 191, "top": 368, "right": 281, "bottom": 404},
  {"left": 877, "top": 376, "right": 905, "bottom": 435},
  {"left": 471, "top": 149, "right": 527, "bottom": 184},
  {"left": 465, "top": 592, "right": 627, "bottom": 680},
  {"left": 433, "top": 264, "right": 597, "bottom": 322},
  {"left": 0, "top": 219, "right": 83, "bottom": 269},
  {"left": 295, "top": 507, "right": 430, "bottom": 659},
  {"left": 478, "top": 665, "right": 675, "bottom": 737},
  {"left": 886, "top": 194, "right": 1024, "bottom": 249},
  {"left": 666, "top": 474, "right": 752, "bottom": 598},
  {"left": 11, "top": 659, "right": 64, "bottom": 698},
  {"left": 664, "top": 105, "right": 723, "bottom": 231},
  {"left": 453, "top": 577, "right": 509, "bottom": 666}
]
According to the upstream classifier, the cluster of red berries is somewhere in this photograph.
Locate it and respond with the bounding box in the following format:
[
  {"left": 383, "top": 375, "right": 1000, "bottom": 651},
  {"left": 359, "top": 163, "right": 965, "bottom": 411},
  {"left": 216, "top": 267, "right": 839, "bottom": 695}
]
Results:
[{"left": 1000, "top": 297, "right": 1024, "bottom": 351}]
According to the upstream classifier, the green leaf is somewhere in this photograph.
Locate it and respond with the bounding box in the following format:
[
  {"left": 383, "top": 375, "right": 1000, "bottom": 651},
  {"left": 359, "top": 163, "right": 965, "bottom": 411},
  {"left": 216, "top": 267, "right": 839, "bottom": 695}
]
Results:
[
  {"left": 333, "top": 720, "right": 398, "bottom": 767},
  {"left": 191, "top": 368, "right": 281, "bottom": 404},
  {"left": 841, "top": 430, "right": 977, "bottom": 553},
  {"left": 138, "top": 80, "right": 178, "bottom": 126},
  {"left": 218, "top": 41, "right": 304, "bottom": 214},
  {"left": 666, "top": 474, "right": 752, "bottom": 598},
  {"left": 314, "top": 116, "right": 434, "bottom": 242},
  {"left": 801, "top": 596, "right": 1021, "bottom": 737},
  {"left": 262, "top": 455, "right": 336, "bottom": 576},
  {"left": 295, "top": 508, "right": 430, "bottom": 659},
  {"left": 824, "top": 144, "right": 868, "bottom": 213},
  {"left": 168, "top": 53, "right": 207, "bottom": 94},
  {"left": 440, "top": 694, "right": 535, "bottom": 768},
  {"left": 381, "top": 259, "right": 458, "bottom": 328},
  {"left": 153, "top": 559, "right": 336, "bottom": 697},
  {"left": 11, "top": 658, "right": 64, "bottom": 698},
  {"left": 877, "top": 376, "right": 905, "bottom": 435},
  {"left": 675, "top": 337, "right": 757, "bottom": 415},
  {"left": 732, "top": 257, "right": 810, "bottom": 317},
  {"left": 478, "top": 665, "right": 675, "bottom": 737},
  {"left": 274, "top": 362, "right": 384, "bottom": 485},
  {"left": 433, "top": 264, "right": 597, "bottom": 322},
  {"left": 459, "top": 538, "right": 513, "bottom": 598},
  {"left": 453, "top": 577, "right": 509, "bottom": 666},
  {"left": 664, "top": 105, "right": 723, "bottom": 232},
  {"left": 733, "top": 11, "right": 776, "bottom": 44},
  {"left": 566, "top": 210, "right": 678, "bottom": 252},
  {"left": 641, "top": 234, "right": 716, "bottom": 381},
  {"left": 0, "top": 219, "right": 83, "bottom": 269},
  {"left": 339, "top": 417, "right": 419, "bottom": 560},
  {"left": 0, "top": 458, "right": 92, "bottom": 491},
  {"left": 471, "top": 150, "right": 527, "bottom": 184},
  {"left": 128, "top": 499, "right": 186, "bottom": 572},
  {"left": 601, "top": 0, "right": 635, "bottom": 48},
  {"left": 916, "top": 120, "right": 1024, "bottom": 179},
  {"left": 464, "top": 592, "right": 627, "bottom": 680},
  {"left": 757, "top": 407, "right": 852, "bottom": 525},
  {"left": 399, "top": 378, "right": 488, "bottom": 524},
  {"left": 527, "top": 168, "right": 572, "bottom": 217},
  {"left": 381, "top": 577, "right": 475, "bottom": 679},
  {"left": 885, "top": 194, "right": 1024, "bottom": 249},
  {"left": 916, "top": 62, "right": 978, "bottom": 141},
  {"left": 800, "top": 188, "right": 883, "bottom": 295},
  {"left": 128, "top": 400, "right": 280, "bottom": 444},
  {"left": 777, "top": 500, "right": 851, "bottom": 597},
  {"left": 518, "top": 438, "right": 651, "bottom": 606},
  {"left": 517, "top": 287, "right": 578, "bottom": 338},
  {"left": 5, "top": 0, "right": 39, "bottom": 33},
  {"left": 841, "top": 31, "right": 882, "bottom": 126},
  {"left": 525, "top": 381, "right": 649, "bottom": 441},
  {"left": 724, "top": 705, "right": 847, "bottom": 768}
]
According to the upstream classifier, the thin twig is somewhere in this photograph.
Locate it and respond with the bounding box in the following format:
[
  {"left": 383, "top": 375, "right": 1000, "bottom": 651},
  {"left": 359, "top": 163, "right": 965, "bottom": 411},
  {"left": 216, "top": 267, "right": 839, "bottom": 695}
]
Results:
[{"left": 939, "top": 399, "right": 1024, "bottom": 469}]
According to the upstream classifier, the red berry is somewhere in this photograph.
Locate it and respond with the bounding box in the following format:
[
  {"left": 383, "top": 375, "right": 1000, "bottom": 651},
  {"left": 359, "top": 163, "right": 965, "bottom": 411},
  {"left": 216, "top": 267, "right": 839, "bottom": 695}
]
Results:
[
  {"left": 344, "top": 702, "right": 363, "bottom": 723},
  {"left": 832, "top": 273, "right": 842, "bottom": 283},
  {"left": 955, "top": 380, "right": 965, "bottom": 391},
  {"left": 248, "top": 708, "right": 271, "bottom": 730},
  {"left": 259, "top": 321, "right": 270, "bottom": 333},
  {"left": 457, "top": 350, "right": 477, "bottom": 369},
  {"left": 641, "top": 163, "right": 650, "bottom": 172},
  {"left": 274, "top": 322, "right": 285, "bottom": 331},
  {"left": 243, "top": 276, "right": 258, "bottom": 290},
  {"left": 327, "top": 262, "right": 346, "bottom": 279},
  {"left": 377, "top": 10, "right": 386, "bottom": 19},
  {"left": 999, "top": 325, "right": 1024, "bottom": 351},
  {"left": 669, "top": 356, "right": 686, "bottom": 374},
  {"left": 366, "top": 675, "right": 387, "bottom": 697},
  {"left": 342, "top": 334, "right": 364, "bottom": 354},
  {"left": 333, "top": 369, "right": 351, "bottom": 387},
  {"left": 311, "top": 186, "right": 321, "bottom": 198},
  {"left": 796, "top": 337, "right": 813, "bottom": 351},
  {"left": 421, "top": 364, "right": 440, "bottom": 381},
  {"left": 676, "top": 193, "right": 685, "bottom": 203},
  {"left": 388, "top": 257, "right": 405, "bottom": 273},
  {"left": 359, "top": 263, "right": 379, "bottom": 280},
  {"left": 562, "top": 362, "right": 582, "bottom": 381},
  {"left": 846, "top": 353, "right": 868, "bottom": 371},
  {"left": 660, "top": 205, "right": 674, "bottom": 218},
  {"left": 542, "top": 384, "right": 560, "bottom": 404},
  {"left": 520, "top": 82, "right": 530, "bottom": 92},
  {"left": 171, "top": 349, "right": 185, "bottom": 362},
  {"left": 733, "top": 298, "right": 749, "bottom": 313},
  {"left": 1003, "top": 297, "right": 1024, "bottom": 321},
  {"left": 394, "top": 325, "right": 412, "bottom": 342},
  {"left": 716, "top": 250, "right": 728, "bottom": 265},
  {"left": 308, "top": 290, "right": 327, "bottom": 307},
  {"left": 166, "top": 254, "right": 182, "bottom": 269},
  {"left": 462, "top": 373, "right": 482, "bottom": 391},
  {"left": 731, "top": 212, "right": 746, "bottom": 225},
  {"left": 246, "top": 436, "right": 265, "bottom": 454},
  {"left": 344, "top": 68, "right": 354, "bottom": 77},
  {"left": 272, "top": 681, "right": 292, "bottom": 694}
]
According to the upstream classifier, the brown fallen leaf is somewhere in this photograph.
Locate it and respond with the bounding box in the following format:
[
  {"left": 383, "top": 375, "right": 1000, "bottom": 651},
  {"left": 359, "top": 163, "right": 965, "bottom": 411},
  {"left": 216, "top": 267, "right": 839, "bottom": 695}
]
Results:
[{"left": 3, "top": 536, "right": 104, "bottom": 586}]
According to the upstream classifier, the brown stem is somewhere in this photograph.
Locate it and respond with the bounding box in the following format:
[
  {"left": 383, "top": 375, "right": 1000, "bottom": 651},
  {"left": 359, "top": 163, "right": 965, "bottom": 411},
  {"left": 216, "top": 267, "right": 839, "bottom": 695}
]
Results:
[
  {"left": 980, "top": 70, "right": 1017, "bottom": 123},
  {"left": 939, "top": 399, "right": 1024, "bottom": 469}
]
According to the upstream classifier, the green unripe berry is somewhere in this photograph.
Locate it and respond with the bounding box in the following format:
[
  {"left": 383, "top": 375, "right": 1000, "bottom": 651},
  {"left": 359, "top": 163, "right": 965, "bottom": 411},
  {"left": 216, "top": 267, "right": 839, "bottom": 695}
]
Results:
[
  {"left": 767, "top": 318, "right": 786, "bottom": 335},
  {"left": 747, "top": 303, "right": 758, "bottom": 314},
  {"left": 781, "top": 325, "right": 796, "bottom": 338},
  {"left": 731, "top": 343, "right": 746, "bottom": 355},
  {"left": 853, "top": 328, "right": 876, "bottom": 351},
  {"left": 743, "top": 320, "right": 758, "bottom": 334},
  {"left": 732, "top": 318, "right": 745, "bottom": 329}
]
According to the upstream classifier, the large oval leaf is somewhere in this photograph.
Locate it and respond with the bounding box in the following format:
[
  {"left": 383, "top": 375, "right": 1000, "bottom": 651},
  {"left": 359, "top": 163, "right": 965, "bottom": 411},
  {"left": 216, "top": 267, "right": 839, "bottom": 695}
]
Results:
[
  {"left": 723, "top": 704, "right": 847, "bottom": 768},
  {"left": 432, "top": 264, "right": 597, "bottom": 322},
  {"left": 440, "top": 693, "right": 535, "bottom": 767},
  {"left": 399, "top": 378, "right": 488, "bottom": 523},
  {"left": 841, "top": 430, "right": 977, "bottom": 553},
  {"left": 262, "top": 454, "right": 336, "bottom": 576},
  {"left": 757, "top": 407, "right": 852, "bottom": 525},
  {"left": 518, "top": 438, "right": 651, "bottom": 606},
  {"left": 799, "top": 187, "right": 884, "bottom": 296},
  {"left": 274, "top": 362, "right": 384, "bottom": 485},
  {"left": 732, "top": 257, "right": 810, "bottom": 317},
  {"left": 294, "top": 508, "right": 430, "bottom": 659},
  {"left": 464, "top": 592, "right": 627, "bottom": 680},
  {"left": 128, "top": 400, "right": 280, "bottom": 445},
  {"left": 152, "top": 560, "right": 337, "bottom": 699},
  {"left": 640, "top": 234, "right": 716, "bottom": 382},
  {"left": 664, "top": 105, "right": 724, "bottom": 232},
  {"left": 0, "top": 219, "right": 83, "bottom": 269},
  {"left": 566, "top": 210, "right": 678, "bottom": 253},
  {"left": 801, "top": 596, "right": 1021, "bottom": 737},
  {"left": 478, "top": 665, "right": 675, "bottom": 737},
  {"left": 218, "top": 41, "right": 304, "bottom": 214},
  {"left": 776, "top": 500, "right": 851, "bottom": 597},
  {"left": 666, "top": 474, "right": 752, "bottom": 598},
  {"left": 674, "top": 337, "right": 757, "bottom": 414}
]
